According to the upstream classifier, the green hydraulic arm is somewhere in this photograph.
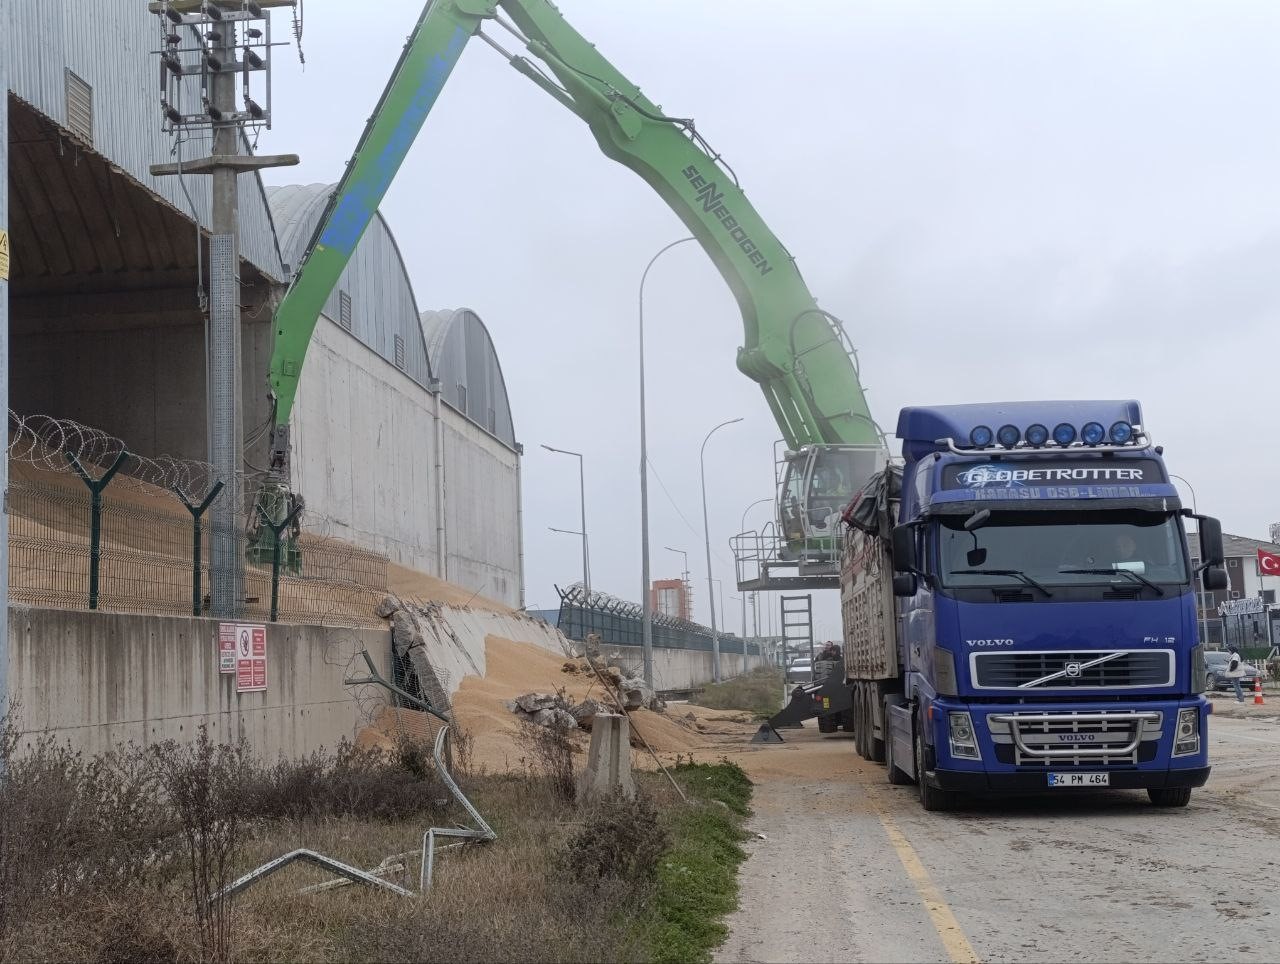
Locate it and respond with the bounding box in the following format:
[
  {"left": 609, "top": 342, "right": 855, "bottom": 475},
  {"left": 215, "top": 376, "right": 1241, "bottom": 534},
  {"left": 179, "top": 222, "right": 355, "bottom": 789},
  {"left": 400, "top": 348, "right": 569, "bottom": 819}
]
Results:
[{"left": 266, "top": 0, "right": 881, "bottom": 473}]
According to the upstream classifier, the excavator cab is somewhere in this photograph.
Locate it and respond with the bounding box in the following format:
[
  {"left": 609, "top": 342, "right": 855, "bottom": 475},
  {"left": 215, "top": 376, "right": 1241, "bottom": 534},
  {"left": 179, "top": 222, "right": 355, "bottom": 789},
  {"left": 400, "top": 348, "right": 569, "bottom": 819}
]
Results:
[{"left": 778, "top": 444, "right": 885, "bottom": 568}]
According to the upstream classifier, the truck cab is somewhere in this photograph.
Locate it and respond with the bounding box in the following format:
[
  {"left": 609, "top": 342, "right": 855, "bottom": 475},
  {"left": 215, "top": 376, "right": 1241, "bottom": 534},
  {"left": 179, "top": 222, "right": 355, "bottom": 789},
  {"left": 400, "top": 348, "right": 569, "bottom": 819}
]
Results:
[{"left": 878, "top": 401, "right": 1226, "bottom": 809}]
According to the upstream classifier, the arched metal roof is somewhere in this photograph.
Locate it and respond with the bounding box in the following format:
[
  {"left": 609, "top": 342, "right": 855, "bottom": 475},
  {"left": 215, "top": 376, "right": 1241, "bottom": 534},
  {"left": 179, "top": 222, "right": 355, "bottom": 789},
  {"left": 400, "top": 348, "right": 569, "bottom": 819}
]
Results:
[
  {"left": 266, "top": 183, "right": 431, "bottom": 388},
  {"left": 421, "top": 309, "right": 517, "bottom": 449}
]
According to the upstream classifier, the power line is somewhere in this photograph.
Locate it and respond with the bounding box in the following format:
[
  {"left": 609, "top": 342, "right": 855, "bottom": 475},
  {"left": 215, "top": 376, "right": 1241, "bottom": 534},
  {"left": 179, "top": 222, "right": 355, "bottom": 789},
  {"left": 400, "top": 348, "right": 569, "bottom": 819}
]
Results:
[{"left": 645, "top": 455, "right": 734, "bottom": 569}]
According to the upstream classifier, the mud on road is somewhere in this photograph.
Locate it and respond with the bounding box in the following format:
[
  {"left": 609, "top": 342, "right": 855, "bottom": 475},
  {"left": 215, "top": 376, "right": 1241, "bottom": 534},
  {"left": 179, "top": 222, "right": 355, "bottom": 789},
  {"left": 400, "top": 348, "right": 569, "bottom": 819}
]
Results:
[{"left": 714, "top": 715, "right": 1280, "bottom": 964}]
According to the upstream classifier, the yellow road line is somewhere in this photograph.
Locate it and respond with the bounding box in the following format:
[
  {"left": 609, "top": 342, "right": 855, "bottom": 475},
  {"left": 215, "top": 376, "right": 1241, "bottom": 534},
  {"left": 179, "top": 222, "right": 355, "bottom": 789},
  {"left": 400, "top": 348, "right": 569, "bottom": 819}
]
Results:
[{"left": 875, "top": 806, "right": 980, "bottom": 964}]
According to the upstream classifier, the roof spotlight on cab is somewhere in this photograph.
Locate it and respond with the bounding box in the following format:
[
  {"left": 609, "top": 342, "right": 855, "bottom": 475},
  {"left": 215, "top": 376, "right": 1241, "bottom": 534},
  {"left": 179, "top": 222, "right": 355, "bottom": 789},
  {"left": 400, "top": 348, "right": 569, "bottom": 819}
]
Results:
[
  {"left": 1052, "top": 422, "right": 1077, "bottom": 446},
  {"left": 969, "top": 425, "right": 994, "bottom": 448},
  {"left": 1109, "top": 421, "right": 1134, "bottom": 444},
  {"left": 996, "top": 424, "right": 1021, "bottom": 449},
  {"left": 1024, "top": 423, "right": 1049, "bottom": 448},
  {"left": 1081, "top": 422, "right": 1106, "bottom": 446}
]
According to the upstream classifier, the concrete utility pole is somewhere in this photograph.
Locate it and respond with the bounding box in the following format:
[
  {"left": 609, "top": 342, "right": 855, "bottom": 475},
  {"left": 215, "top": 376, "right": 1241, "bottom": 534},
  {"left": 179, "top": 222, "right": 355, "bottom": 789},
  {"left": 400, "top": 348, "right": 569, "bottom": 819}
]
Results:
[
  {"left": 149, "top": 1, "right": 298, "bottom": 618},
  {"left": 0, "top": 0, "right": 11, "bottom": 733}
]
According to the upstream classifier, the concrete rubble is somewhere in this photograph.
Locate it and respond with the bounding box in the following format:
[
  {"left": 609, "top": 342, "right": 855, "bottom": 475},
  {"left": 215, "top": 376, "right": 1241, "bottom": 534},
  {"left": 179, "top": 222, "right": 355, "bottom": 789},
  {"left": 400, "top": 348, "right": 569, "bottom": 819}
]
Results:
[{"left": 505, "top": 692, "right": 578, "bottom": 731}]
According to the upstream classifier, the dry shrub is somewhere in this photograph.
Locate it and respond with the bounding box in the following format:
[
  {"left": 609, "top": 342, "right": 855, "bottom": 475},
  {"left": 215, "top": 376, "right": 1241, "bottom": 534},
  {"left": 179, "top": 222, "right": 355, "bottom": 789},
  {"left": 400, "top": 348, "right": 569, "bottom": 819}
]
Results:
[
  {"left": 447, "top": 724, "right": 478, "bottom": 781},
  {"left": 565, "top": 790, "right": 669, "bottom": 884},
  {"left": 148, "top": 726, "right": 251, "bottom": 964},
  {"left": 0, "top": 728, "right": 180, "bottom": 950},
  {"left": 247, "top": 738, "right": 447, "bottom": 823},
  {"left": 516, "top": 719, "right": 577, "bottom": 803}
]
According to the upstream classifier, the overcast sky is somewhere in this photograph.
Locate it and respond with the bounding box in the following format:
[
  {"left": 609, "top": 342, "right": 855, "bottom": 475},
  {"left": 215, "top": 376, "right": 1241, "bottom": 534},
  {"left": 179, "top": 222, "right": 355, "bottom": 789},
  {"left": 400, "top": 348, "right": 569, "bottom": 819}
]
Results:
[{"left": 262, "top": 0, "right": 1280, "bottom": 637}]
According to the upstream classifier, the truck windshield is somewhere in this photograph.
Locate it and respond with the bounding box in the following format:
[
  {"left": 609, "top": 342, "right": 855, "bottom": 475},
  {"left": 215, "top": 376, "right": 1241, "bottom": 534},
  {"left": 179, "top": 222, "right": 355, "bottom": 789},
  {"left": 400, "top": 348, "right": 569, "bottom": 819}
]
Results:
[{"left": 937, "top": 509, "right": 1188, "bottom": 590}]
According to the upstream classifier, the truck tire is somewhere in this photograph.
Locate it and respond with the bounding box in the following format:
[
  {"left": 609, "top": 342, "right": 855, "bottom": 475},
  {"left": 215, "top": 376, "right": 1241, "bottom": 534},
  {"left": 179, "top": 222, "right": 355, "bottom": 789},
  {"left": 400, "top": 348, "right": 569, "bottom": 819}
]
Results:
[
  {"left": 914, "top": 719, "right": 958, "bottom": 812},
  {"left": 852, "top": 688, "right": 867, "bottom": 758},
  {"left": 1147, "top": 787, "right": 1192, "bottom": 808},
  {"left": 867, "top": 684, "right": 886, "bottom": 764},
  {"left": 817, "top": 714, "right": 837, "bottom": 734}
]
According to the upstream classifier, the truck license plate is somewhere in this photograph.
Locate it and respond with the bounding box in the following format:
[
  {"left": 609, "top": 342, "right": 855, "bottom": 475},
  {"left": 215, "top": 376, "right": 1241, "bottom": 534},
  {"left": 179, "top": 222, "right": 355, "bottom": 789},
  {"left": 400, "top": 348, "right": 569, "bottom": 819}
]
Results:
[{"left": 1048, "top": 772, "right": 1109, "bottom": 787}]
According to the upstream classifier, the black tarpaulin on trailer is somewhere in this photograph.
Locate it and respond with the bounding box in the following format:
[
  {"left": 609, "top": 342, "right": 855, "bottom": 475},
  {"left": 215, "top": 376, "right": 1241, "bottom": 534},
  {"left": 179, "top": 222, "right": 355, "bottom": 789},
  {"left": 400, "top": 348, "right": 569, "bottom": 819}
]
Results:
[{"left": 841, "top": 464, "right": 902, "bottom": 539}]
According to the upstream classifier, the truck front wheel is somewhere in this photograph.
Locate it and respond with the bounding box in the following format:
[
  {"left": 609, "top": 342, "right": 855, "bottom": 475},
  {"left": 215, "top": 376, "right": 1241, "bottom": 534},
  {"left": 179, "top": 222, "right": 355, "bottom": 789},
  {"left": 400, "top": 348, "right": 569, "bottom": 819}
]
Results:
[{"left": 1147, "top": 787, "right": 1192, "bottom": 808}]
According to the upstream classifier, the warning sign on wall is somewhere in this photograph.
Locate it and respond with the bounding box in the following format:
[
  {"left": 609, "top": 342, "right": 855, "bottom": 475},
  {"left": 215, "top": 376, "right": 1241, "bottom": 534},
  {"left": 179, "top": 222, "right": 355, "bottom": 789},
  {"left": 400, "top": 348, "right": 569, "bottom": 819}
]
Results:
[
  {"left": 217, "top": 623, "right": 237, "bottom": 673},
  {"left": 219, "top": 622, "right": 268, "bottom": 693},
  {"left": 0, "top": 229, "right": 10, "bottom": 280}
]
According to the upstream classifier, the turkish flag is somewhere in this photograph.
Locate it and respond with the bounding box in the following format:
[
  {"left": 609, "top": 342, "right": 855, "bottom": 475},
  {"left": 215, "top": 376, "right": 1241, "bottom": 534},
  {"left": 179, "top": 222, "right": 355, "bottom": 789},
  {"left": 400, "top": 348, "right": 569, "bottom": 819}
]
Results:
[{"left": 1258, "top": 547, "right": 1280, "bottom": 577}]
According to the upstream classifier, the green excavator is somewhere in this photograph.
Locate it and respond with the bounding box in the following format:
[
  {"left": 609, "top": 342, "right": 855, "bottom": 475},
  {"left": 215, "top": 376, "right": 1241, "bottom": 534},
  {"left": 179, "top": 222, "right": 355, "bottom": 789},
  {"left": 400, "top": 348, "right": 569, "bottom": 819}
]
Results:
[{"left": 259, "top": 0, "right": 886, "bottom": 587}]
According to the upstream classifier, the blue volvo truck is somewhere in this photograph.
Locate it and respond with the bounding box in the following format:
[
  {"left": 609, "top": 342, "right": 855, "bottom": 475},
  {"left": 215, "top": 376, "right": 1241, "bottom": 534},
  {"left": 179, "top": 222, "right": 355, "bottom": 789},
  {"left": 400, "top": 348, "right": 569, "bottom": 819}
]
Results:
[{"left": 839, "top": 400, "right": 1227, "bottom": 810}]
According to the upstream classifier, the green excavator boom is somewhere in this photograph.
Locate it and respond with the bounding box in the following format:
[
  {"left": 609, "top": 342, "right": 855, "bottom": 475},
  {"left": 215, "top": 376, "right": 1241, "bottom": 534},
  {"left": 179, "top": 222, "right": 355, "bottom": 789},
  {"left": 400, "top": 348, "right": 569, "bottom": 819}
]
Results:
[{"left": 266, "top": 0, "right": 881, "bottom": 474}]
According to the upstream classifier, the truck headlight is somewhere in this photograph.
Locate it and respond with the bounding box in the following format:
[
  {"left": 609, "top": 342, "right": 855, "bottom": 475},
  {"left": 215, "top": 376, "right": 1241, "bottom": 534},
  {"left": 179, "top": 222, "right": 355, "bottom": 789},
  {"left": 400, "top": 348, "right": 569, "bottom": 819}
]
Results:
[
  {"left": 948, "top": 711, "right": 980, "bottom": 760},
  {"left": 1173, "top": 707, "right": 1200, "bottom": 757}
]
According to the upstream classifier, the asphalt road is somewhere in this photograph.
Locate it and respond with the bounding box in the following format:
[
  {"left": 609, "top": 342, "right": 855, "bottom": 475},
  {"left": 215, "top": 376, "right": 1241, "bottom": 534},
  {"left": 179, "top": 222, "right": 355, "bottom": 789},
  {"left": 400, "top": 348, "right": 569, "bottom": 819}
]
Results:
[{"left": 716, "top": 710, "right": 1280, "bottom": 964}]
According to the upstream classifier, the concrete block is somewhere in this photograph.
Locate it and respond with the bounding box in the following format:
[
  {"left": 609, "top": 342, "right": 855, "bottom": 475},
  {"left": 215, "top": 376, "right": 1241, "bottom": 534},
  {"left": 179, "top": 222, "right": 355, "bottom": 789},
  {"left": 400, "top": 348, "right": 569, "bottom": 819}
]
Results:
[{"left": 578, "top": 714, "right": 635, "bottom": 801}]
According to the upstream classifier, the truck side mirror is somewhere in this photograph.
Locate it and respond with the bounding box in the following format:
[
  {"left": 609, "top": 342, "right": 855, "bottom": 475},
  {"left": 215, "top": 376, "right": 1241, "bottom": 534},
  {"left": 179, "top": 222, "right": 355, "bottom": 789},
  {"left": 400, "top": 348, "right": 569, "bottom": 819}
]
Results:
[
  {"left": 891, "top": 524, "right": 917, "bottom": 573},
  {"left": 1198, "top": 516, "right": 1225, "bottom": 568},
  {"left": 1202, "top": 567, "right": 1228, "bottom": 592},
  {"left": 893, "top": 573, "right": 918, "bottom": 597}
]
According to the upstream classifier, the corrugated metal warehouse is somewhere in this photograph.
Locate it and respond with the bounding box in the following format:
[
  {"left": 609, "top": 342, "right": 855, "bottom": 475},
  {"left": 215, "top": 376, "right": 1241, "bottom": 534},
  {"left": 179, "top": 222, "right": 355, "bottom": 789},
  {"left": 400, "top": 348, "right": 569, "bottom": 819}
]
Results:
[{"left": 3, "top": 0, "right": 524, "bottom": 607}]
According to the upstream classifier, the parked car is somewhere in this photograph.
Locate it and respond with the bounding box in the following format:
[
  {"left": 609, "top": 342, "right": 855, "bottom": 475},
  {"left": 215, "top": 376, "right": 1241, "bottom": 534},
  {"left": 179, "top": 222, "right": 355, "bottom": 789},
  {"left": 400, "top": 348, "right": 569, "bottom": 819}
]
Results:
[
  {"left": 1203, "top": 650, "right": 1263, "bottom": 691},
  {"left": 786, "top": 657, "right": 813, "bottom": 684}
]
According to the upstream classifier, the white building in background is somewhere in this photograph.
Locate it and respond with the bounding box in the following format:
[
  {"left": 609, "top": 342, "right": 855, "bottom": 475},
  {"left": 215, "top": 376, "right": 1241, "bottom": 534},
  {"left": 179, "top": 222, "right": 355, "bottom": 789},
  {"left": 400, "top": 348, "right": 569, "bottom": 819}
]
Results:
[
  {"left": 270, "top": 185, "right": 524, "bottom": 608},
  {"left": 1191, "top": 531, "right": 1280, "bottom": 650}
]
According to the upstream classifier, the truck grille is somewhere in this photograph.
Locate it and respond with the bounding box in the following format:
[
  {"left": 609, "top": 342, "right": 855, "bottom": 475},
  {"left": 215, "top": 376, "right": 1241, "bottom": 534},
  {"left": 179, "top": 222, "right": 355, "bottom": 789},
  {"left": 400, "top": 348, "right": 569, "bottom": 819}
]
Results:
[
  {"left": 988, "top": 710, "right": 1163, "bottom": 766},
  {"left": 971, "top": 649, "right": 1174, "bottom": 690}
]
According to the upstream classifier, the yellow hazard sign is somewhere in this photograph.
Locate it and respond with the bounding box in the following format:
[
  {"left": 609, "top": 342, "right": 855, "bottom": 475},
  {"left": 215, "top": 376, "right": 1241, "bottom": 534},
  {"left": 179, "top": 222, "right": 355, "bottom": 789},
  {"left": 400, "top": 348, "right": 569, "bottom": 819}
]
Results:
[{"left": 0, "top": 229, "right": 9, "bottom": 280}]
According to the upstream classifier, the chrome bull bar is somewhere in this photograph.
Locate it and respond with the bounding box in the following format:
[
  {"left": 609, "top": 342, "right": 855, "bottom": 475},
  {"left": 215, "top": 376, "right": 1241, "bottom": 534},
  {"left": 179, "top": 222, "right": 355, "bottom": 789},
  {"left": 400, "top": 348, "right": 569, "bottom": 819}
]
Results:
[{"left": 988, "top": 711, "right": 1162, "bottom": 760}]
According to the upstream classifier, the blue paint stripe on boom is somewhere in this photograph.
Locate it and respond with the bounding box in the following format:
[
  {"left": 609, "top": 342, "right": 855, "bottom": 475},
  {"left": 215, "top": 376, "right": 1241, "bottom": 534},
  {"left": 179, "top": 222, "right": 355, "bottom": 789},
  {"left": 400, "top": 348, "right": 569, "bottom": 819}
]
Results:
[{"left": 318, "top": 25, "right": 469, "bottom": 255}]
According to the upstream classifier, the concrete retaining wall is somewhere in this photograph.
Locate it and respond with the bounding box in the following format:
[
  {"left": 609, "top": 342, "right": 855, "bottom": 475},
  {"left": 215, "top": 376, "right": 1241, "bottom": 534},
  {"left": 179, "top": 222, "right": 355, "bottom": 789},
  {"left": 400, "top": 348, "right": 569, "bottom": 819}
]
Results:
[
  {"left": 594, "top": 644, "right": 767, "bottom": 691},
  {"left": 9, "top": 607, "right": 388, "bottom": 758}
]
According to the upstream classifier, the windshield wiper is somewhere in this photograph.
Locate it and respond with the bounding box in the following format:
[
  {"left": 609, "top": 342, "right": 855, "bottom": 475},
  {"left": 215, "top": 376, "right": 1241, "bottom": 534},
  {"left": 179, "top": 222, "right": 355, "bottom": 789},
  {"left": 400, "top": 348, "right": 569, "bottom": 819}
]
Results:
[
  {"left": 1059, "top": 567, "right": 1165, "bottom": 596},
  {"left": 951, "top": 569, "right": 1053, "bottom": 598}
]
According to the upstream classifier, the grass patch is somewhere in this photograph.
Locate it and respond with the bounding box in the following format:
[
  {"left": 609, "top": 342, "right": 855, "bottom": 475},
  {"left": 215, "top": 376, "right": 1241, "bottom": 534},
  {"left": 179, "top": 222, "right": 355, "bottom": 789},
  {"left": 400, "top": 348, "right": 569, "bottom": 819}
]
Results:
[
  {"left": 689, "top": 666, "right": 784, "bottom": 719},
  {"left": 639, "top": 761, "right": 752, "bottom": 964}
]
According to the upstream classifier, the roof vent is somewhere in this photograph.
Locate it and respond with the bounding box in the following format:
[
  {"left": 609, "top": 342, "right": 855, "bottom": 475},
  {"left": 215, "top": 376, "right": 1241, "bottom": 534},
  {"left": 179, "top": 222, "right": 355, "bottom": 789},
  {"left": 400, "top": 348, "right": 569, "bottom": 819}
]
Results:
[
  {"left": 338, "top": 290, "right": 352, "bottom": 331},
  {"left": 64, "top": 68, "right": 94, "bottom": 146}
]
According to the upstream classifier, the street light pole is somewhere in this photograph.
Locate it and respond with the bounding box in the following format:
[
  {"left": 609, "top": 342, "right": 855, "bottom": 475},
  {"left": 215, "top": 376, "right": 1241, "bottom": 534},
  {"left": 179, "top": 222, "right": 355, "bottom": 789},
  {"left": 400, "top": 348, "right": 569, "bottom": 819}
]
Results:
[
  {"left": 664, "top": 546, "right": 690, "bottom": 620},
  {"left": 740, "top": 497, "right": 772, "bottom": 641},
  {"left": 701, "top": 417, "right": 743, "bottom": 682},
  {"left": 640, "top": 237, "right": 696, "bottom": 689},
  {"left": 542, "top": 445, "right": 590, "bottom": 603},
  {"left": 1170, "top": 473, "right": 1210, "bottom": 649}
]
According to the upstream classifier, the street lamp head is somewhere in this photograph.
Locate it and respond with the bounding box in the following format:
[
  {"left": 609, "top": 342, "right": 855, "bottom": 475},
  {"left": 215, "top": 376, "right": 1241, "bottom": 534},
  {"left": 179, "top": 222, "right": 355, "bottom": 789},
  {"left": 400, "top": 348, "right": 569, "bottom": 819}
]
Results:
[{"left": 541, "top": 443, "right": 582, "bottom": 458}]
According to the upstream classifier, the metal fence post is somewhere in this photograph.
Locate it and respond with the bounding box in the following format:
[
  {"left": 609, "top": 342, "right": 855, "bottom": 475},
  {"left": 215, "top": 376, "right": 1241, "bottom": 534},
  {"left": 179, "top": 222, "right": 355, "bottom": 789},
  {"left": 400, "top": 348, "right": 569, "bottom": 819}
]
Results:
[
  {"left": 65, "top": 451, "right": 131, "bottom": 610},
  {"left": 257, "top": 502, "right": 303, "bottom": 622},
  {"left": 174, "top": 481, "right": 225, "bottom": 617}
]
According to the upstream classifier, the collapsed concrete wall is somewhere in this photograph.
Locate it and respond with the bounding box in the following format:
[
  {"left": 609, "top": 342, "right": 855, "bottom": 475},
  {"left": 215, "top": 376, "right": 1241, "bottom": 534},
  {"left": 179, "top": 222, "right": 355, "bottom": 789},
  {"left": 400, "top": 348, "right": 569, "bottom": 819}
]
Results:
[{"left": 384, "top": 597, "right": 766, "bottom": 705}]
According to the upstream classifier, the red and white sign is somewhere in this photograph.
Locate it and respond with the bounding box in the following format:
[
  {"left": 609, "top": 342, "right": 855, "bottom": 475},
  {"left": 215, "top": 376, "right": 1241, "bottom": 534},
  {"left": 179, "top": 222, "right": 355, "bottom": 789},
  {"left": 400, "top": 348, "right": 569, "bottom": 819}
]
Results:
[
  {"left": 1259, "top": 548, "right": 1280, "bottom": 577},
  {"left": 217, "top": 623, "right": 237, "bottom": 674},
  {"left": 228, "top": 623, "right": 267, "bottom": 693}
]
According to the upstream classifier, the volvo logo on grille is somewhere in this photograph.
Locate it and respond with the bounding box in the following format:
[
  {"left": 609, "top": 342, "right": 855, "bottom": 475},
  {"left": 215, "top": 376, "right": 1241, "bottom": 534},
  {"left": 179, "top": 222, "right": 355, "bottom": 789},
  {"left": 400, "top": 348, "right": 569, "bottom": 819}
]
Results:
[{"left": 1064, "top": 661, "right": 1083, "bottom": 678}]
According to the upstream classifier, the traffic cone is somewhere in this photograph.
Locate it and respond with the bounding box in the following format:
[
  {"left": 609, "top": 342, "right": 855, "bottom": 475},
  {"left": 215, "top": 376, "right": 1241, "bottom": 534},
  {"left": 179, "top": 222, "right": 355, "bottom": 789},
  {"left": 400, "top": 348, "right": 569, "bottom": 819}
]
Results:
[{"left": 1254, "top": 676, "right": 1265, "bottom": 706}]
